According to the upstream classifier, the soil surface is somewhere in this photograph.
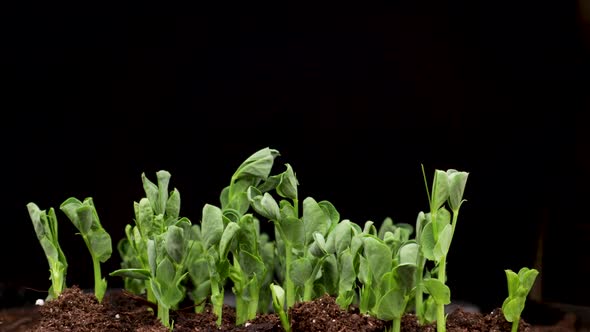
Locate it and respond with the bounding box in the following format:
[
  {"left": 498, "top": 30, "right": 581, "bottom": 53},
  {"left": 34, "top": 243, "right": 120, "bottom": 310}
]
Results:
[{"left": 0, "top": 286, "right": 580, "bottom": 332}]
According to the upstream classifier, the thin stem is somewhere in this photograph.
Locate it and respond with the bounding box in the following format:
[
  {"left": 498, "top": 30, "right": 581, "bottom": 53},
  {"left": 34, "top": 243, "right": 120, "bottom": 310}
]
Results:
[
  {"left": 415, "top": 255, "right": 425, "bottom": 324},
  {"left": 92, "top": 256, "right": 104, "bottom": 301},
  {"left": 511, "top": 320, "right": 519, "bottom": 332},
  {"left": 285, "top": 242, "right": 296, "bottom": 308},
  {"left": 437, "top": 255, "right": 447, "bottom": 332},
  {"left": 158, "top": 302, "right": 170, "bottom": 328},
  {"left": 392, "top": 317, "right": 401, "bottom": 332}
]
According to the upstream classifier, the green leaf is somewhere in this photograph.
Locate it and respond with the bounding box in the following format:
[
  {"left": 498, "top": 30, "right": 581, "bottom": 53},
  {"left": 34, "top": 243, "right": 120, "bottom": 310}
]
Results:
[
  {"left": 309, "top": 232, "right": 328, "bottom": 258},
  {"left": 505, "top": 269, "right": 519, "bottom": 297},
  {"left": 378, "top": 217, "right": 395, "bottom": 240},
  {"left": 257, "top": 174, "right": 281, "bottom": 194},
  {"left": 281, "top": 216, "right": 305, "bottom": 249},
  {"left": 156, "top": 170, "right": 171, "bottom": 215},
  {"left": 40, "top": 237, "right": 59, "bottom": 262},
  {"left": 519, "top": 267, "right": 539, "bottom": 293},
  {"left": 270, "top": 283, "right": 286, "bottom": 310},
  {"left": 260, "top": 193, "right": 281, "bottom": 220},
  {"left": 141, "top": 172, "right": 160, "bottom": 214},
  {"left": 399, "top": 242, "right": 419, "bottom": 265},
  {"left": 59, "top": 197, "right": 83, "bottom": 230},
  {"left": 89, "top": 229, "right": 112, "bottom": 263},
  {"left": 165, "top": 225, "right": 185, "bottom": 264},
  {"left": 363, "top": 221, "right": 377, "bottom": 235},
  {"left": 393, "top": 263, "right": 417, "bottom": 293},
  {"left": 423, "top": 278, "right": 451, "bottom": 305},
  {"left": 326, "top": 220, "right": 353, "bottom": 255},
  {"left": 239, "top": 250, "right": 266, "bottom": 277},
  {"left": 156, "top": 257, "right": 176, "bottom": 285},
  {"left": 420, "top": 222, "right": 435, "bottom": 261},
  {"left": 303, "top": 197, "right": 330, "bottom": 244},
  {"left": 110, "top": 268, "right": 151, "bottom": 280},
  {"left": 358, "top": 255, "right": 371, "bottom": 286},
  {"left": 376, "top": 288, "right": 406, "bottom": 321},
  {"left": 431, "top": 170, "right": 449, "bottom": 211},
  {"left": 434, "top": 207, "right": 451, "bottom": 233},
  {"left": 202, "top": 204, "right": 224, "bottom": 248},
  {"left": 447, "top": 170, "right": 469, "bottom": 211},
  {"left": 233, "top": 147, "right": 280, "bottom": 181},
  {"left": 363, "top": 236, "right": 392, "bottom": 283},
  {"left": 248, "top": 187, "right": 281, "bottom": 221},
  {"left": 147, "top": 239, "right": 157, "bottom": 276},
  {"left": 219, "top": 222, "right": 241, "bottom": 260},
  {"left": 277, "top": 164, "right": 298, "bottom": 200},
  {"left": 138, "top": 198, "right": 154, "bottom": 235},
  {"left": 338, "top": 250, "right": 356, "bottom": 294},
  {"left": 290, "top": 257, "right": 313, "bottom": 287},
  {"left": 415, "top": 211, "right": 426, "bottom": 235},
  {"left": 502, "top": 297, "right": 525, "bottom": 322},
  {"left": 318, "top": 200, "right": 339, "bottom": 229},
  {"left": 433, "top": 224, "right": 452, "bottom": 261},
  {"left": 166, "top": 189, "right": 181, "bottom": 220}
]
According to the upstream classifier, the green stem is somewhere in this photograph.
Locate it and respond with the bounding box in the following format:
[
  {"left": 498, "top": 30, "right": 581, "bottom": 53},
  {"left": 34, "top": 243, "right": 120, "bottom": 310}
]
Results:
[
  {"left": 303, "top": 279, "right": 314, "bottom": 302},
  {"left": 158, "top": 302, "right": 170, "bottom": 328},
  {"left": 277, "top": 308, "right": 291, "bottom": 332},
  {"left": 392, "top": 317, "right": 401, "bottom": 332},
  {"left": 415, "top": 260, "right": 425, "bottom": 323},
  {"left": 285, "top": 242, "right": 296, "bottom": 308},
  {"left": 146, "top": 281, "right": 156, "bottom": 304},
  {"left": 92, "top": 256, "right": 104, "bottom": 301},
  {"left": 437, "top": 255, "right": 447, "bottom": 332},
  {"left": 511, "top": 320, "right": 519, "bottom": 332},
  {"left": 235, "top": 291, "right": 247, "bottom": 325},
  {"left": 248, "top": 287, "right": 259, "bottom": 321},
  {"left": 211, "top": 282, "right": 223, "bottom": 326}
]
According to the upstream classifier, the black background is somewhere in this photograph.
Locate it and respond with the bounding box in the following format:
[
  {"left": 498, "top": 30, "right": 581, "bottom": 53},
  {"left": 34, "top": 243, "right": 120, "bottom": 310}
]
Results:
[{"left": 2, "top": 2, "right": 589, "bottom": 312}]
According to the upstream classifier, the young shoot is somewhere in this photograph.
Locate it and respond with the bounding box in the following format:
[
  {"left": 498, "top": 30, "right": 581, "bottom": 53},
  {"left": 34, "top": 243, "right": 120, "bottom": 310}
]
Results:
[
  {"left": 27, "top": 202, "right": 68, "bottom": 300},
  {"left": 418, "top": 166, "right": 469, "bottom": 332},
  {"left": 270, "top": 283, "right": 291, "bottom": 332},
  {"left": 502, "top": 267, "right": 539, "bottom": 332},
  {"left": 60, "top": 197, "right": 112, "bottom": 302}
]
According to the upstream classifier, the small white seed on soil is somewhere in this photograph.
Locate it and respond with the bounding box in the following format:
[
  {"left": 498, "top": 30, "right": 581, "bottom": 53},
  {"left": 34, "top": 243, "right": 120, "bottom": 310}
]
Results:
[
  {"left": 115, "top": 314, "right": 120, "bottom": 319},
  {"left": 35, "top": 299, "right": 44, "bottom": 306},
  {"left": 245, "top": 323, "right": 251, "bottom": 327}
]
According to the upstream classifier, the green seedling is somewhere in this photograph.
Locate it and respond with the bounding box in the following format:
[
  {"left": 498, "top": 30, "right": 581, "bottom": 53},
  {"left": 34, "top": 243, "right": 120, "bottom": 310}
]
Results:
[
  {"left": 502, "top": 267, "right": 539, "bottom": 332},
  {"left": 112, "top": 170, "right": 183, "bottom": 302},
  {"left": 270, "top": 283, "right": 291, "bottom": 332},
  {"left": 357, "top": 232, "right": 418, "bottom": 332},
  {"left": 185, "top": 224, "right": 211, "bottom": 313},
  {"left": 27, "top": 203, "right": 68, "bottom": 300},
  {"left": 110, "top": 170, "right": 191, "bottom": 328},
  {"left": 201, "top": 203, "right": 240, "bottom": 326},
  {"left": 416, "top": 167, "right": 469, "bottom": 331},
  {"left": 248, "top": 169, "right": 338, "bottom": 308},
  {"left": 60, "top": 197, "right": 112, "bottom": 302}
]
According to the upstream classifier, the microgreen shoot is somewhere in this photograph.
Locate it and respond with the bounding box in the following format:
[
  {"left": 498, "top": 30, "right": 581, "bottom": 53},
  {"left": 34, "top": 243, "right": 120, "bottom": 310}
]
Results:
[
  {"left": 270, "top": 283, "right": 291, "bottom": 332},
  {"left": 110, "top": 170, "right": 191, "bottom": 328},
  {"left": 27, "top": 202, "right": 68, "bottom": 300},
  {"left": 502, "top": 267, "right": 539, "bottom": 332},
  {"left": 416, "top": 166, "right": 469, "bottom": 331},
  {"left": 60, "top": 197, "right": 112, "bottom": 302}
]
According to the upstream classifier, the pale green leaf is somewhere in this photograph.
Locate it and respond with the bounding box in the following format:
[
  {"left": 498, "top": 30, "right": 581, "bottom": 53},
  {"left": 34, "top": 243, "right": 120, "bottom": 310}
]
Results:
[
  {"left": 165, "top": 225, "right": 185, "bottom": 264},
  {"left": 303, "top": 197, "right": 330, "bottom": 244},
  {"left": 202, "top": 204, "right": 224, "bottom": 248},
  {"left": 431, "top": 170, "right": 449, "bottom": 211},
  {"left": 447, "top": 170, "right": 469, "bottom": 211},
  {"left": 423, "top": 278, "right": 451, "bottom": 305}
]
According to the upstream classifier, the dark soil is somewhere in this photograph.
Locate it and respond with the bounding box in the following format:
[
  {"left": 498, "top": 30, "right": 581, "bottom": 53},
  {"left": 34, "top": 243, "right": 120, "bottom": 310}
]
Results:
[{"left": 0, "top": 286, "right": 579, "bottom": 332}]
